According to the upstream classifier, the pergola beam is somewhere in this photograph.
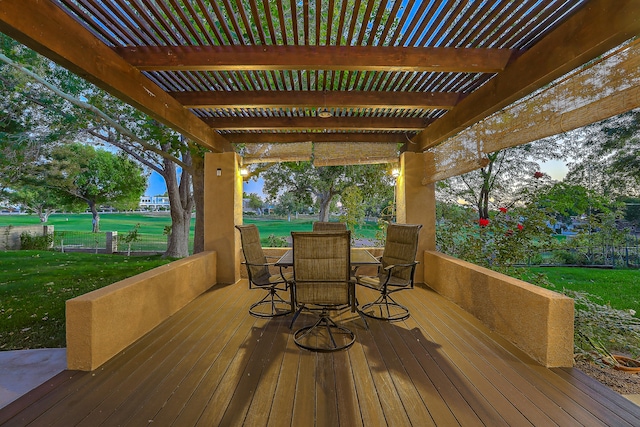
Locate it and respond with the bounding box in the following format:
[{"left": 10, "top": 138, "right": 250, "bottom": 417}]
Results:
[
  {"left": 0, "top": 0, "right": 232, "bottom": 153},
  {"left": 412, "top": 0, "right": 640, "bottom": 152},
  {"left": 202, "top": 116, "right": 434, "bottom": 131},
  {"left": 114, "top": 45, "right": 514, "bottom": 73},
  {"left": 173, "top": 91, "right": 460, "bottom": 110},
  {"left": 223, "top": 132, "right": 409, "bottom": 144}
]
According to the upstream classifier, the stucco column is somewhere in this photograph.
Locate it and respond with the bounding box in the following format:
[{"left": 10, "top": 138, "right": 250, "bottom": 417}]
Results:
[
  {"left": 204, "top": 152, "right": 242, "bottom": 284},
  {"left": 395, "top": 152, "right": 436, "bottom": 282}
]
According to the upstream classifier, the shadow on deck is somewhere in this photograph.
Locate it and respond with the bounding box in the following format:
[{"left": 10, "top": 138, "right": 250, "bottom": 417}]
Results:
[{"left": 2, "top": 281, "right": 640, "bottom": 426}]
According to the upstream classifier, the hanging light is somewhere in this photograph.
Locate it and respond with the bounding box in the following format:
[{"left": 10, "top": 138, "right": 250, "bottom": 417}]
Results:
[
  {"left": 318, "top": 108, "right": 332, "bottom": 118},
  {"left": 391, "top": 168, "right": 400, "bottom": 178}
]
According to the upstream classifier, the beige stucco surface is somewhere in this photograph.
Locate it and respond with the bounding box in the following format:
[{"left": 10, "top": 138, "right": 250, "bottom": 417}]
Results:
[
  {"left": 396, "top": 152, "right": 436, "bottom": 281},
  {"left": 204, "top": 152, "right": 242, "bottom": 284},
  {"left": 423, "top": 250, "right": 574, "bottom": 367},
  {"left": 66, "top": 251, "right": 217, "bottom": 371}
]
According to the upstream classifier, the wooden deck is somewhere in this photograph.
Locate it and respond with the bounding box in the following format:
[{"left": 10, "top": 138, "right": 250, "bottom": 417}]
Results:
[{"left": 2, "top": 281, "right": 640, "bottom": 426}]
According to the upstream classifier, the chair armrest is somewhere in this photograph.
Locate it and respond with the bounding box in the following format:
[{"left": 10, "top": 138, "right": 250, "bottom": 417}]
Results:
[
  {"left": 383, "top": 261, "right": 419, "bottom": 271},
  {"left": 241, "top": 261, "right": 274, "bottom": 268}
]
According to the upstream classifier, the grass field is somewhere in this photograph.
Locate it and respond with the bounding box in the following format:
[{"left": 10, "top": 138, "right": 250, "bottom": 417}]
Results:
[
  {"left": 0, "top": 213, "right": 381, "bottom": 244},
  {"left": 0, "top": 251, "right": 174, "bottom": 350},
  {"left": 0, "top": 212, "right": 189, "bottom": 235},
  {"left": 523, "top": 267, "right": 640, "bottom": 314}
]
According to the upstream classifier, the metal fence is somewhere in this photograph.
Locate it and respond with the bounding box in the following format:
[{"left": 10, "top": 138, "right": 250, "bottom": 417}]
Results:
[
  {"left": 522, "top": 245, "right": 640, "bottom": 268},
  {"left": 53, "top": 231, "right": 182, "bottom": 254}
]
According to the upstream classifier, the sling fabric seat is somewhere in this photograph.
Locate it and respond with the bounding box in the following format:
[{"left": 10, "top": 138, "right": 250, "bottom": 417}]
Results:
[
  {"left": 357, "top": 223, "right": 422, "bottom": 321},
  {"left": 312, "top": 221, "right": 347, "bottom": 231},
  {"left": 236, "top": 224, "right": 292, "bottom": 318},
  {"left": 290, "top": 230, "right": 356, "bottom": 352}
]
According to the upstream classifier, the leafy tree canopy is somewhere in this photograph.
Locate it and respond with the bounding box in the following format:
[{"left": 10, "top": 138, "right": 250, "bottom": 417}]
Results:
[{"left": 261, "top": 161, "right": 393, "bottom": 221}]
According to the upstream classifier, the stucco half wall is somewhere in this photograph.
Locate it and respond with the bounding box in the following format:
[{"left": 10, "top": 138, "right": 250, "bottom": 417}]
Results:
[
  {"left": 66, "top": 251, "right": 217, "bottom": 371},
  {"left": 423, "top": 251, "right": 574, "bottom": 368}
]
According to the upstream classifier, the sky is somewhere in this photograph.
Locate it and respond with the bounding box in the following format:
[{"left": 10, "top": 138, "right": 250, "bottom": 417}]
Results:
[
  {"left": 145, "top": 171, "right": 265, "bottom": 197},
  {"left": 145, "top": 160, "right": 569, "bottom": 197}
]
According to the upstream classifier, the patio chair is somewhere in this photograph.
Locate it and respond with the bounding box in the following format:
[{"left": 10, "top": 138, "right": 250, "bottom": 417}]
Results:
[
  {"left": 290, "top": 231, "right": 356, "bottom": 352},
  {"left": 235, "top": 224, "right": 292, "bottom": 318},
  {"left": 312, "top": 221, "right": 347, "bottom": 231},
  {"left": 357, "top": 223, "right": 423, "bottom": 321}
]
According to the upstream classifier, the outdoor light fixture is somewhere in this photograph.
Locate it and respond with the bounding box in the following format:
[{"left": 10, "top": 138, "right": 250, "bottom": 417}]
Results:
[
  {"left": 240, "top": 168, "right": 248, "bottom": 176},
  {"left": 318, "top": 108, "right": 332, "bottom": 118},
  {"left": 216, "top": 168, "right": 222, "bottom": 176},
  {"left": 391, "top": 168, "right": 400, "bottom": 178}
]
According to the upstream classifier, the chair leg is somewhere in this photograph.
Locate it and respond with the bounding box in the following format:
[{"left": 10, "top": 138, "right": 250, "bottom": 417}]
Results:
[
  {"left": 294, "top": 310, "right": 355, "bottom": 352},
  {"left": 289, "top": 304, "right": 305, "bottom": 329},
  {"left": 249, "top": 288, "right": 291, "bottom": 318},
  {"left": 360, "top": 292, "right": 410, "bottom": 322}
]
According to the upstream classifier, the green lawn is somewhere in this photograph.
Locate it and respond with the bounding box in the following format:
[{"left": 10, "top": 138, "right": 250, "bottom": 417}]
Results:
[
  {"left": 0, "top": 251, "right": 174, "bottom": 350},
  {"left": 523, "top": 267, "right": 640, "bottom": 315},
  {"left": 244, "top": 216, "right": 382, "bottom": 245},
  {"left": 0, "top": 212, "right": 190, "bottom": 235}
]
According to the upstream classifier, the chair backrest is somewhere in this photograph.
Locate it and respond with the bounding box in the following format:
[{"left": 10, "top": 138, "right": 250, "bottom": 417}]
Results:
[
  {"left": 235, "top": 224, "right": 269, "bottom": 283},
  {"left": 312, "top": 221, "right": 347, "bottom": 231},
  {"left": 382, "top": 224, "right": 423, "bottom": 281},
  {"left": 292, "top": 231, "right": 351, "bottom": 306}
]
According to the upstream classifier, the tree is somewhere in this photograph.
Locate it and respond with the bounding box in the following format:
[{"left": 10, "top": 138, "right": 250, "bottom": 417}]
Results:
[
  {"left": 1, "top": 34, "right": 205, "bottom": 257},
  {"left": 438, "top": 140, "right": 565, "bottom": 220},
  {"left": 261, "top": 162, "right": 393, "bottom": 221},
  {"left": 43, "top": 144, "right": 147, "bottom": 232},
  {"left": 563, "top": 109, "right": 640, "bottom": 198},
  {"left": 5, "top": 184, "right": 67, "bottom": 222},
  {"left": 244, "top": 192, "right": 264, "bottom": 214},
  {"left": 273, "top": 191, "right": 308, "bottom": 219},
  {"left": 339, "top": 185, "right": 366, "bottom": 234}
]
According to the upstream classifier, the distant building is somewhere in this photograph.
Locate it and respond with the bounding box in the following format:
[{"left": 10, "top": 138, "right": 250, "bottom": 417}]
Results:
[{"left": 140, "top": 196, "right": 170, "bottom": 210}]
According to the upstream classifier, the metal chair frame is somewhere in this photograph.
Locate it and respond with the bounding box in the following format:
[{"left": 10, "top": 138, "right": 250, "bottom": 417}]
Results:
[
  {"left": 357, "top": 224, "right": 422, "bottom": 322},
  {"left": 236, "top": 224, "right": 292, "bottom": 318}
]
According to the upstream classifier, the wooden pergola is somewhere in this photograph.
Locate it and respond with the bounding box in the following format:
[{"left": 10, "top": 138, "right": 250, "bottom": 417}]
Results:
[
  {"left": 2, "top": 0, "right": 638, "bottom": 157},
  {"left": 2, "top": 1, "right": 640, "bottom": 424}
]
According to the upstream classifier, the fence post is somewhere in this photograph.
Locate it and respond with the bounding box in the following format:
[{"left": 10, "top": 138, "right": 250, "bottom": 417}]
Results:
[
  {"left": 106, "top": 231, "right": 118, "bottom": 254},
  {"left": 43, "top": 225, "right": 54, "bottom": 249}
]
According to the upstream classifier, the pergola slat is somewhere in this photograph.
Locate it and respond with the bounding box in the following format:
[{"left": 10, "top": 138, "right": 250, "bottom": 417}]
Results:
[
  {"left": 222, "top": 132, "right": 409, "bottom": 144},
  {"left": 203, "top": 115, "right": 433, "bottom": 131},
  {"left": 413, "top": 0, "right": 640, "bottom": 152},
  {"left": 171, "top": 90, "right": 460, "bottom": 110}
]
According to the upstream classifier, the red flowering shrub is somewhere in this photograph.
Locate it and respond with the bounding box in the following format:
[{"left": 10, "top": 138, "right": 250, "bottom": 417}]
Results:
[
  {"left": 499, "top": 207, "right": 508, "bottom": 213},
  {"left": 478, "top": 218, "right": 490, "bottom": 227},
  {"left": 517, "top": 223, "right": 524, "bottom": 231}
]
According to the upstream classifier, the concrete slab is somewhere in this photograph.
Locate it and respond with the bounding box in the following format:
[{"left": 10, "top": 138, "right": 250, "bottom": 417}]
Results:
[{"left": 0, "top": 348, "right": 67, "bottom": 409}]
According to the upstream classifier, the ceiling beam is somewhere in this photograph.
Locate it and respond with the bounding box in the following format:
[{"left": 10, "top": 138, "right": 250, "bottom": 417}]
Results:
[
  {"left": 173, "top": 91, "right": 460, "bottom": 110},
  {"left": 114, "top": 45, "right": 515, "bottom": 73},
  {"left": 202, "top": 116, "right": 434, "bottom": 131},
  {"left": 412, "top": 0, "right": 640, "bottom": 152},
  {"left": 222, "top": 132, "right": 410, "bottom": 144},
  {"left": 0, "top": 0, "right": 232, "bottom": 153}
]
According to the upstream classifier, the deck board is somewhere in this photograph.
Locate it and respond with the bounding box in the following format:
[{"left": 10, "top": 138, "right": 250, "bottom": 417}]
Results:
[{"left": 2, "top": 280, "right": 640, "bottom": 426}]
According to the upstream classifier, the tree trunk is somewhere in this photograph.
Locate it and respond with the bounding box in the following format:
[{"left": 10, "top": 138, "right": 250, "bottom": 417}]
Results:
[
  {"left": 163, "top": 149, "right": 193, "bottom": 258},
  {"left": 89, "top": 201, "right": 100, "bottom": 232},
  {"left": 317, "top": 191, "right": 333, "bottom": 221},
  {"left": 191, "top": 152, "right": 205, "bottom": 254}
]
